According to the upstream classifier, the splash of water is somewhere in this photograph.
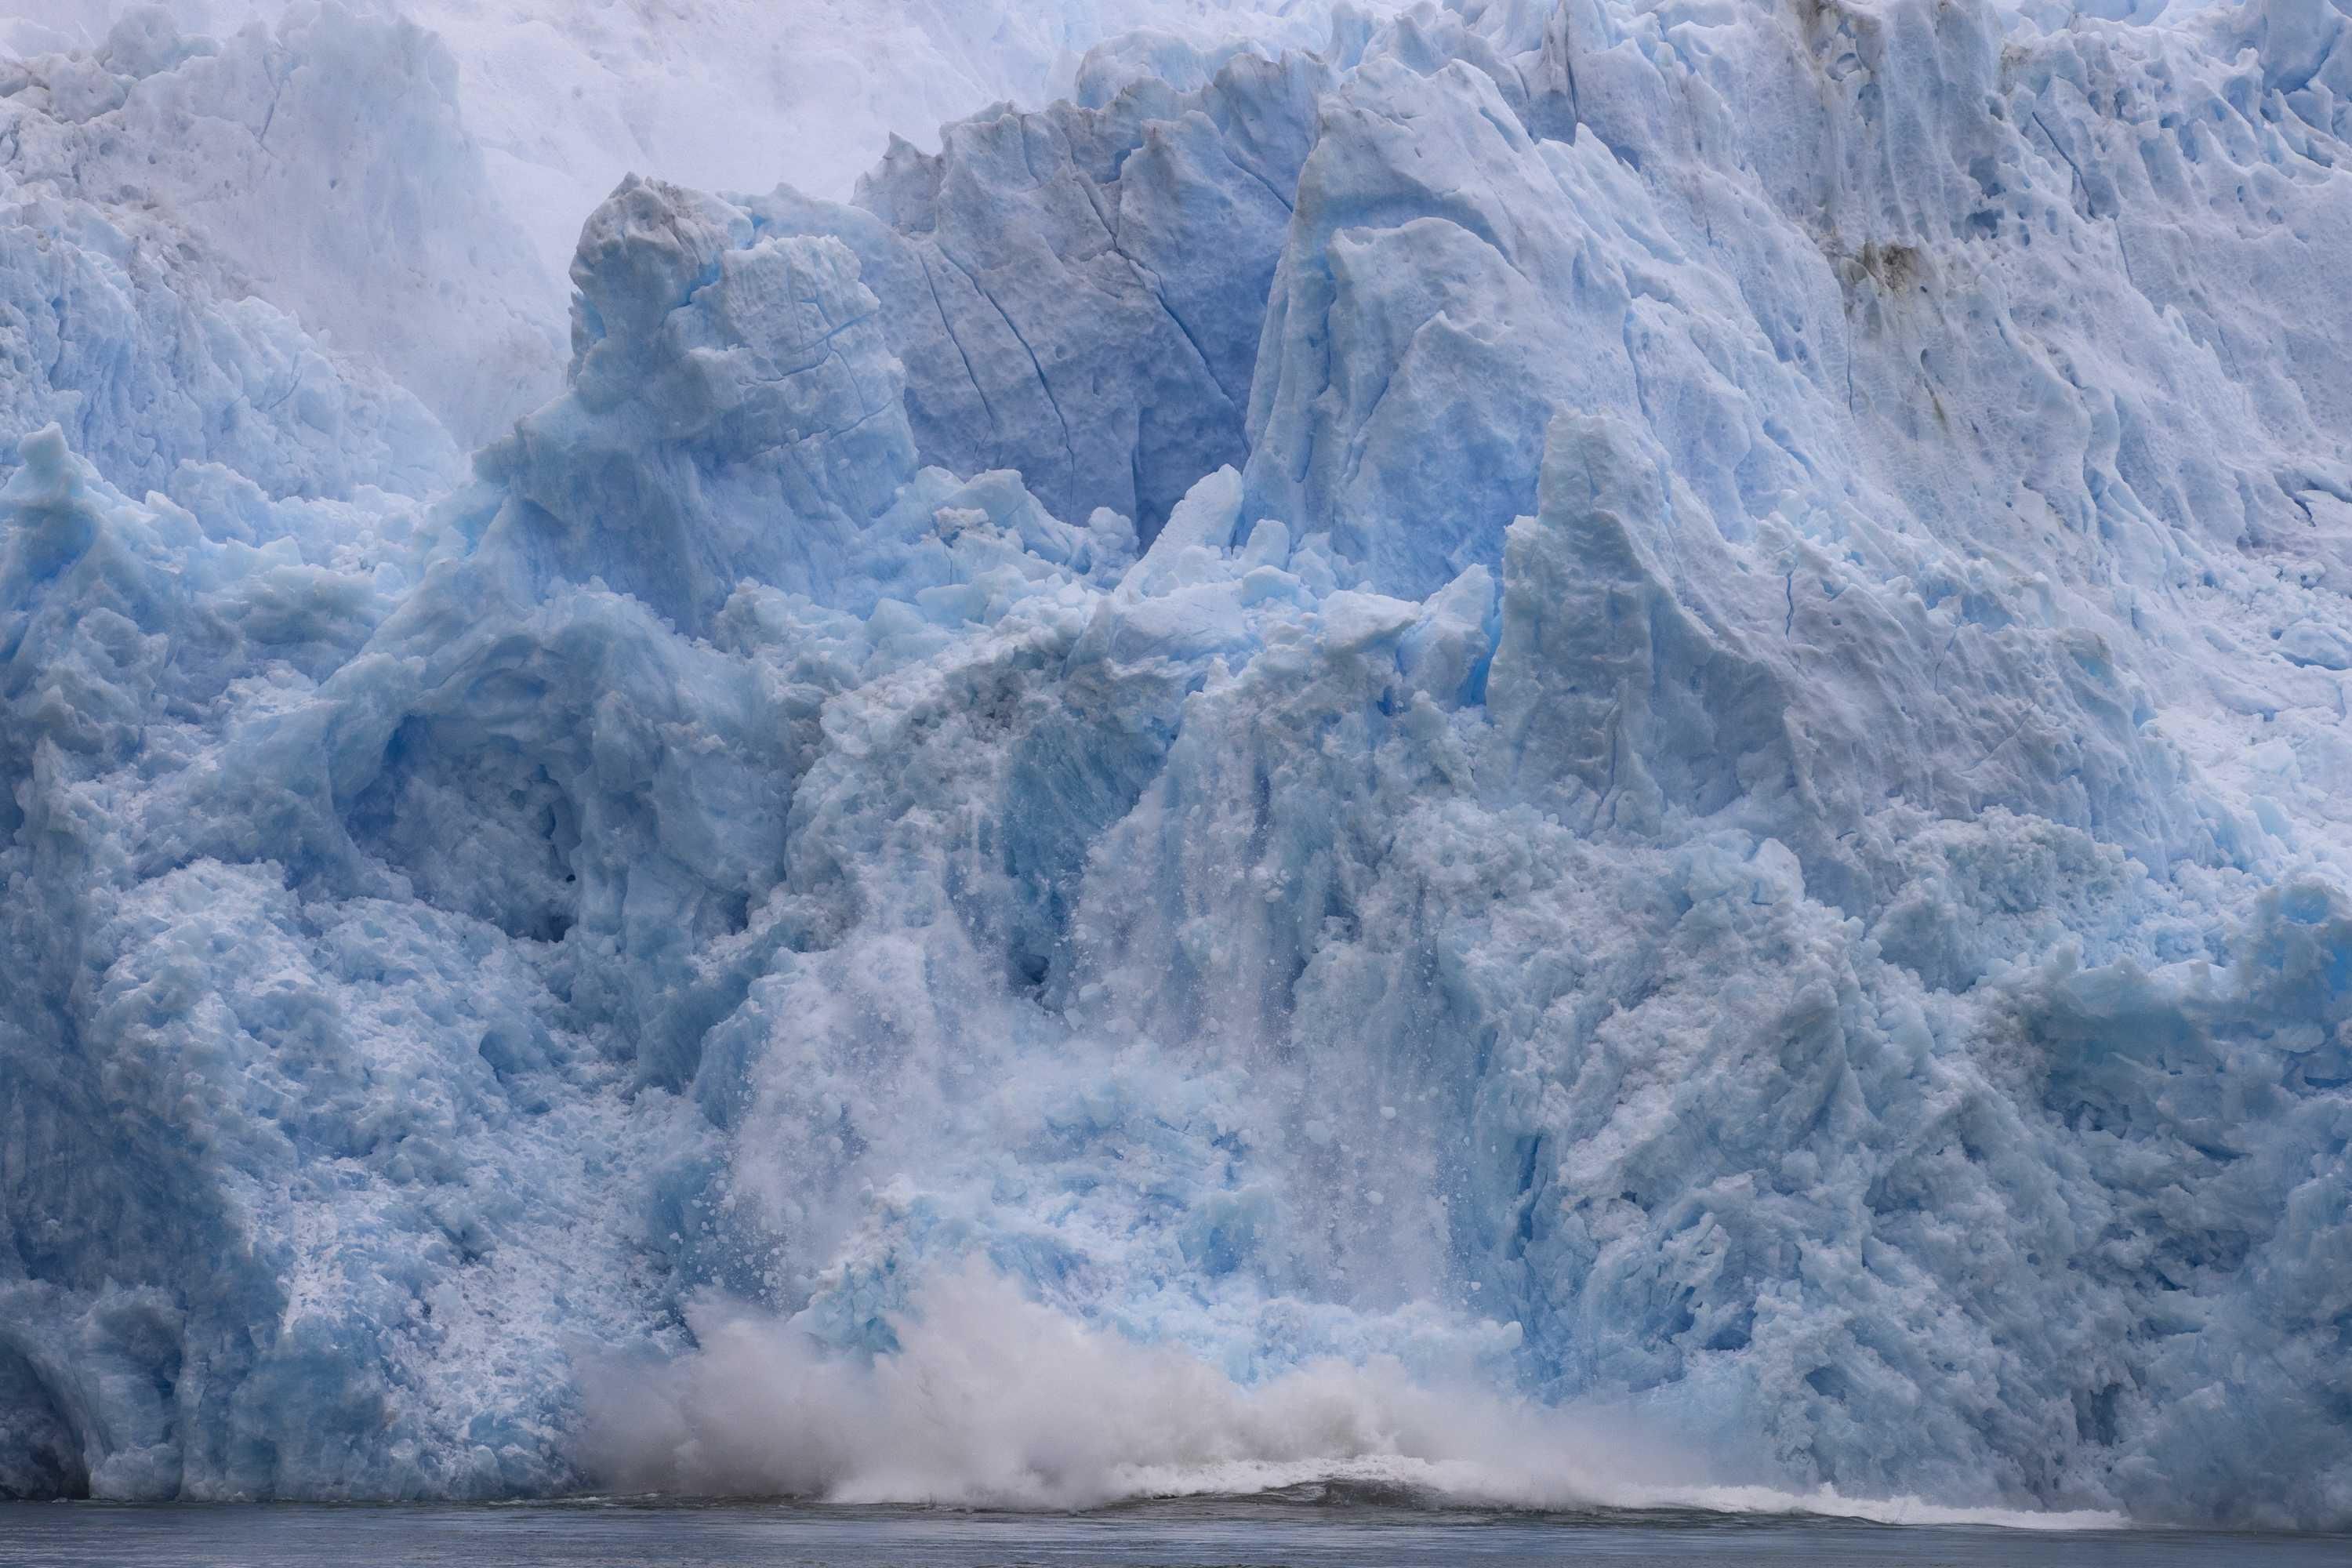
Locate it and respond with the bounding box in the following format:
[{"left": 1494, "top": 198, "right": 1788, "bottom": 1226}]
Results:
[{"left": 582, "top": 1265, "right": 2126, "bottom": 1530}]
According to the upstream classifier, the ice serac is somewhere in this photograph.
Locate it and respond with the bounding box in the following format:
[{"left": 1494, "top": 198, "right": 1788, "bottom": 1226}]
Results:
[
  {"left": 486, "top": 176, "right": 918, "bottom": 630},
  {"left": 5, "top": 0, "right": 2352, "bottom": 1530},
  {"left": 750, "top": 37, "right": 1338, "bottom": 539}
]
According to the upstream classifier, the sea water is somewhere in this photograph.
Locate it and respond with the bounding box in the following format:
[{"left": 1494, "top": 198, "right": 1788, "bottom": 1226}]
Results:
[{"left": 2, "top": 1497, "right": 2343, "bottom": 1567}]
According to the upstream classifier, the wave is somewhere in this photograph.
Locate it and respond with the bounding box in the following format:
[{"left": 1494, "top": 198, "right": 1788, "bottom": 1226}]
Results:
[{"left": 579, "top": 1265, "right": 2125, "bottom": 1531}]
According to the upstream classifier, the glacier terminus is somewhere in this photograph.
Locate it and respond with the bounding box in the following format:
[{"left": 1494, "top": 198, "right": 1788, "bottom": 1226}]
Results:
[{"left": 3, "top": 0, "right": 2352, "bottom": 1531}]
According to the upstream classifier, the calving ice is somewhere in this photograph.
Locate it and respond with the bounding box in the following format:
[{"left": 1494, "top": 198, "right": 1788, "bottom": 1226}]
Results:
[{"left": 2, "top": 0, "right": 2350, "bottom": 1530}]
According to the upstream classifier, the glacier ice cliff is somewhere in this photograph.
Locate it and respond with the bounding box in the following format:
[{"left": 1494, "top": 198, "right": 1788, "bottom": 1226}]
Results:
[
  {"left": 5, "top": 0, "right": 2352, "bottom": 1528},
  {"left": 0, "top": 0, "right": 1400, "bottom": 452}
]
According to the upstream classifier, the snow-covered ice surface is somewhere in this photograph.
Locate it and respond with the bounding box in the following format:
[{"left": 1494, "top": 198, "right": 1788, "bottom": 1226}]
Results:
[{"left": 5, "top": 0, "right": 2352, "bottom": 1531}]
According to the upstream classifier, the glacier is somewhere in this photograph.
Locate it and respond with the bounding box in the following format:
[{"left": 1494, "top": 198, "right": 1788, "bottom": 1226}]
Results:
[{"left": 5, "top": 0, "right": 2352, "bottom": 1530}]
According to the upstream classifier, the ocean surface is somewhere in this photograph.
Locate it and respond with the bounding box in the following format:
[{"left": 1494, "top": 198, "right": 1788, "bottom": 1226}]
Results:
[{"left": 2, "top": 1494, "right": 2343, "bottom": 1566}]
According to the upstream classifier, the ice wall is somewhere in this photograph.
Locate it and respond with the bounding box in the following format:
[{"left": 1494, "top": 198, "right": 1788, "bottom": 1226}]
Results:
[
  {"left": 0, "top": 0, "right": 1400, "bottom": 452},
  {"left": 5, "top": 0, "right": 2352, "bottom": 1529}
]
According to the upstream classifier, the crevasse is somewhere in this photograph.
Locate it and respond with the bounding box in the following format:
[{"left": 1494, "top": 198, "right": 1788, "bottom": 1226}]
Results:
[{"left": 3, "top": 0, "right": 2351, "bottom": 1528}]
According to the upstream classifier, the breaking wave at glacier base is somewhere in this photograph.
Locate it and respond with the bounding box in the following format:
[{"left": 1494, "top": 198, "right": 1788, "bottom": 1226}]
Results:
[{"left": 582, "top": 1265, "right": 2124, "bottom": 1531}]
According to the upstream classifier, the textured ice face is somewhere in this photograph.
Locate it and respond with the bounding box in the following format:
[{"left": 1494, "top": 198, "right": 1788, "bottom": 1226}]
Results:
[
  {"left": 5, "top": 0, "right": 2352, "bottom": 1528},
  {"left": 0, "top": 4, "right": 562, "bottom": 452},
  {"left": 0, "top": 0, "right": 1399, "bottom": 457}
]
